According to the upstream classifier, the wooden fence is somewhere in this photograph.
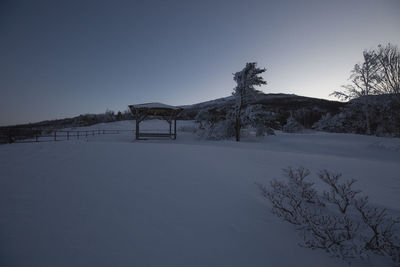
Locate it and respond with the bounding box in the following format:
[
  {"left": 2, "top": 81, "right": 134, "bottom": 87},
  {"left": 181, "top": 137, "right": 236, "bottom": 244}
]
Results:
[{"left": 0, "top": 128, "right": 135, "bottom": 144}]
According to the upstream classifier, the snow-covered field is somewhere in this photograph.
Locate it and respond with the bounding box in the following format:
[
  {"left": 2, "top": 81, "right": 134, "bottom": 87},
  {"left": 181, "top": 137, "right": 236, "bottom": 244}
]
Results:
[{"left": 1, "top": 120, "right": 399, "bottom": 267}]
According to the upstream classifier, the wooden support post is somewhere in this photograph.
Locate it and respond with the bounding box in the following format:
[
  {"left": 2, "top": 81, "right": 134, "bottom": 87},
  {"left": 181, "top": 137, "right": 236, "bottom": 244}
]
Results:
[
  {"left": 54, "top": 131, "right": 57, "bottom": 141},
  {"left": 35, "top": 133, "right": 38, "bottom": 142},
  {"left": 135, "top": 120, "right": 139, "bottom": 140},
  {"left": 169, "top": 121, "right": 172, "bottom": 136},
  {"left": 174, "top": 119, "right": 177, "bottom": 140}
]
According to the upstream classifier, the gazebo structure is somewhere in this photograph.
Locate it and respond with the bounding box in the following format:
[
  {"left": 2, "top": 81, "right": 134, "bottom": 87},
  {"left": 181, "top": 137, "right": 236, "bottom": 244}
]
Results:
[{"left": 129, "top": 103, "right": 183, "bottom": 140}]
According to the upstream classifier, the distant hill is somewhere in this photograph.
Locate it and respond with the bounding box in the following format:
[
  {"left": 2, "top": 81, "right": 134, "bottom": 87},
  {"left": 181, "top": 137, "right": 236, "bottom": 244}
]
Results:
[
  {"left": 178, "top": 93, "right": 345, "bottom": 121},
  {"left": 1, "top": 93, "right": 345, "bottom": 129}
]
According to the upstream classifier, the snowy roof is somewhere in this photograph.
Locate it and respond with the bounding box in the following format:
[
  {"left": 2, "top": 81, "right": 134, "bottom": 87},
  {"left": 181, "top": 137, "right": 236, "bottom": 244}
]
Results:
[{"left": 129, "top": 102, "right": 181, "bottom": 110}]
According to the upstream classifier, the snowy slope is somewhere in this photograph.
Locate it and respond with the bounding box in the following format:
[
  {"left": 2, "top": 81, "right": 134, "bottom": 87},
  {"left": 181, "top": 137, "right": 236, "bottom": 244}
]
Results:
[
  {"left": 178, "top": 93, "right": 344, "bottom": 120},
  {"left": 0, "top": 120, "right": 399, "bottom": 267}
]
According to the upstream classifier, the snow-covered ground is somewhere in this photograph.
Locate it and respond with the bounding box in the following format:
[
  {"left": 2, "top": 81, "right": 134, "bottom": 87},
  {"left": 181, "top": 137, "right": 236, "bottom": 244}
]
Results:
[{"left": 1, "top": 120, "right": 399, "bottom": 267}]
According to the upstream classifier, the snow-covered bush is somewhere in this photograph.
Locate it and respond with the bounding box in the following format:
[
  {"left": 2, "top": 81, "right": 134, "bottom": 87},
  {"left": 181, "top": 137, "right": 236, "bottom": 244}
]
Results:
[
  {"left": 103, "top": 109, "right": 116, "bottom": 122},
  {"left": 282, "top": 117, "right": 304, "bottom": 133},
  {"left": 259, "top": 167, "right": 400, "bottom": 264},
  {"left": 195, "top": 104, "right": 277, "bottom": 140},
  {"left": 312, "top": 102, "right": 369, "bottom": 134},
  {"left": 242, "top": 105, "right": 276, "bottom": 136},
  {"left": 312, "top": 113, "right": 349, "bottom": 133},
  {"left": 313, "top": 95, "right": 400, "bottom": 136},
  {"left": 194, "top": 108, "right": 235, "bottom": 140},
  {"left": 195, "top": 108, "right": 225, "bottom": 128},
  {"left": 196, "top": 119, "right": 235, "bottom": 140}
]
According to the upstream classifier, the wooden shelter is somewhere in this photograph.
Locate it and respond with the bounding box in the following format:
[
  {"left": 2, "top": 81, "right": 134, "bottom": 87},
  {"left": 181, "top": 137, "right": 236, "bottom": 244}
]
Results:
[{"left": 129, "top": 103, "right": 182, "bottom": 140}]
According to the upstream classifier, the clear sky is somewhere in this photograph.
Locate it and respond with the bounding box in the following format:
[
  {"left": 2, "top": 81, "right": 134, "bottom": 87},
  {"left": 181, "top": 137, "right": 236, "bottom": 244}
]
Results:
[{"left": 0, "top": 0, "right": 399, "bottom": 126}]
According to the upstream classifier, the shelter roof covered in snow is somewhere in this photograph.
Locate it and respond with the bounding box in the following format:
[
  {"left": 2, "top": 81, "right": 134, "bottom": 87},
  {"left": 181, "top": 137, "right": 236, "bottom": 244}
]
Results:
[{"left": 129, "top": 102, "right": 181, "bottom": 110}]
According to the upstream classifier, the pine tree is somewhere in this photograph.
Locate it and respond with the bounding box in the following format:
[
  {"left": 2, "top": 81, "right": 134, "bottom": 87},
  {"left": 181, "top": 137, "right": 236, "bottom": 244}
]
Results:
[{"left": 232, "top": 62, "right": 266, "bottom": 141}]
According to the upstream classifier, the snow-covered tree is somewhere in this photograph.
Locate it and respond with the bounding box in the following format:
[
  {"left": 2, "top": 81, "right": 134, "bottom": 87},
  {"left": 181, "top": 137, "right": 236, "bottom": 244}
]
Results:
[
  {"left": 104, "top": 109, "right": 116, "bottom": 122},
  {"left": 232, "top": 62, "right": 266, "bottom": 141},
  {"left": 116, "top": 111, "right": 122, "bottom": 120}
]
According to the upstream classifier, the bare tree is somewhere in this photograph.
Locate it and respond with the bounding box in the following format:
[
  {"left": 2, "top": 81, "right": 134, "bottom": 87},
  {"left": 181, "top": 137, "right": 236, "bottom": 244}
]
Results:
[
  {"left": 232, "top": 62, "right": 266, "bottom": 141},
  {"left": 331, "top": 51, "right": 379, "bottom": 135},
  {"left": 354, "top": 196, "right": 400, "bottom": 262},
  {"left": 373, "top": 43, "right": 400, "bottom": 135},
  {"left": 318, "top": 170, "right": 360, "bottom": 214},
  {"left": 375, "top": 43, "right": 400, "bottom": 97},
  {"left": 261, "top": 167, "right": 400, "bottom": 263}
]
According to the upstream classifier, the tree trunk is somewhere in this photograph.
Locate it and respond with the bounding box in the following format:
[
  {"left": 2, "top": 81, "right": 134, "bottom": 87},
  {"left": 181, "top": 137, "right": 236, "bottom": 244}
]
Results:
[
  {"left": 235, "top": 96, "right": 243, "bottom": 142},
  {"left": 235, "top": 116, "right": 240, "bottom": 142},
  {"left": 364, "top": 95, "right": 371, "bottom": 135}
]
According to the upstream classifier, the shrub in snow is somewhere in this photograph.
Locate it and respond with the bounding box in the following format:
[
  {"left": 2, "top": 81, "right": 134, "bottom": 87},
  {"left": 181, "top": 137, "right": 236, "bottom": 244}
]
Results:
[
  {"left": 255, "top": 125, "right": 275, "bottom": 137},
  {"left": 312, "top": 113, "right": 349, "bottom": 133},
  {"left": 258, "top": 167, "right": 400, "bottom": 264},
  {"left": 103, "top": 109, "right": 116, "bottom": 122},
  {"left": 241, "top": 105, "right": 276, "bottom": 136},
  {"left": 313, "top": 95, "right": 400, "bottom": 136},
  {"left": 196, "top": 119, "right": 235, "bottom": 140},
  {"left": 195, "top": 108, "right": 225, "bottom": 129},
  {"left": 194, "top": 108, "right": 235, "bottom": 140},
  {"left": 282, "top": 117, "right": 304, "bottom": 133},
  {"left": 195, "top": 104, "right": 277, "bottom": 140},
  {"left": 313, "top": 102, "right": 370, "bottom": 134}
]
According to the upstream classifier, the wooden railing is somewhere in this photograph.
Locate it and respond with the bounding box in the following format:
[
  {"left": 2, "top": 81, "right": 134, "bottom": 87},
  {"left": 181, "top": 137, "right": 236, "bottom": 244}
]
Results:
[{"left": 0, "top": 128, "right": 135, "bottom": 144}]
